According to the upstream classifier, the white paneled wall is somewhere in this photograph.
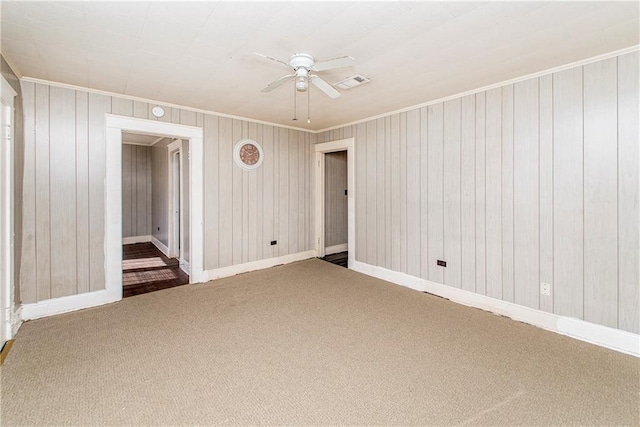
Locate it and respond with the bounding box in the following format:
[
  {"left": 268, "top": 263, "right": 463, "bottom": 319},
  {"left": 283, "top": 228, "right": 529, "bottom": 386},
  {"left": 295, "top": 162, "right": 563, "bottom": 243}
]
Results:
[
  {"left": 121, "top": 144, "right": 152, "bottom": 238},
  {"left": 317, "top": 51, "right": 639, "bottom": 334},
  {"left": 324, "top": 151, "right": 348, "bottom": 248},
  {"left": 617, "top": 52, "right": 640, "bottom": 334},
  {"left": 21, "top": 84, "right": 108, "bottom": 301},
  {"left": 20, "top": 82, "right": 314, "bottom": 304},
  {"left": 203, "top": 122, "right": 313, "bottom": 270}
]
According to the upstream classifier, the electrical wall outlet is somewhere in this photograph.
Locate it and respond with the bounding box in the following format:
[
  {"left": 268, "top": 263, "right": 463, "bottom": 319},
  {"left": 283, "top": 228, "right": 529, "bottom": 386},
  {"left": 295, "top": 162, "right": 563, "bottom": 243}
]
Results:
[
  {"left": 270, "top": 240, "right": 277, "bottom": 246},
  {"left": 540, "top": 282, "right": 552, "bottom": 296},
  {"left": 437, "top": 260, "right": 447, "bottom": 267}
]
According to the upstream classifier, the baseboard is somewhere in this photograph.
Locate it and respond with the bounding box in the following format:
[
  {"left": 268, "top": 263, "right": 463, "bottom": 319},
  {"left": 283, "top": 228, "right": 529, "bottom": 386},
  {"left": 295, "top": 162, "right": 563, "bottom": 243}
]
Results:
[
  {"left": 122, "top": 235, "right": 152, "bottom": 245},
  {"left": 180, "top": 259, "right": 191, "bottom": 275},
  {"left": 21, "top": 289, "right": 121, "bottom": 321},
  {"left": 11, "top": 305, "right": 22, "bottom": 338},
  {"left": 203, "top": 250, "right": 317, "bottom": 282},
  {"left": 151, "top": 236, "right": 169, "bottom": 257},
  {"left": 325, "top": 243, "right": 348, "bottom": 256},
  {"left": 352, "top": 261, "right": 640, "bottom": 357}
]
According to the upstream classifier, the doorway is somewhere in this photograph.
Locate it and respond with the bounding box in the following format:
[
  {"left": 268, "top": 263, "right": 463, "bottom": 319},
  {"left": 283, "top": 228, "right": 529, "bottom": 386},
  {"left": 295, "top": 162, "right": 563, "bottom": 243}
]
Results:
[
  {"left": 314, "top": 138, "right": 355, "bottom": 269},
  {"left": 322, "top": 151, "right": 348, "bottom": 267},
  {"left": 105, "top": 115, "right": 204, "bottom": 303},
  {"left": 121, "top": 134, "right": 190, "bottom": 297}
]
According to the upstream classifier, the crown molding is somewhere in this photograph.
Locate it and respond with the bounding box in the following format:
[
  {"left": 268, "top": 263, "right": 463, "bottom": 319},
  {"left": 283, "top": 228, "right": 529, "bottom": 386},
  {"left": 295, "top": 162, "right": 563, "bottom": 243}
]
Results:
[
  {"left": 19, "top": 76, "right": 314, "bottom": 133},
  {"left": 0, "top": 53, "right": 23, "bottom": 79},
  {"left": 315, "top": 44, "right": 640, "bottom": 133},
  {"left": 19, "top": 44, "right": 639, "bottom": 135}
]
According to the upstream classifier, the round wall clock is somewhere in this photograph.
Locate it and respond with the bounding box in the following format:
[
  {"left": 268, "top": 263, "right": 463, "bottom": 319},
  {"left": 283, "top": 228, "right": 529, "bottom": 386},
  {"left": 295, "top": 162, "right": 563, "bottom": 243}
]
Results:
[{"left": 233, "top": 139, "right": 264, "bottom": 170}]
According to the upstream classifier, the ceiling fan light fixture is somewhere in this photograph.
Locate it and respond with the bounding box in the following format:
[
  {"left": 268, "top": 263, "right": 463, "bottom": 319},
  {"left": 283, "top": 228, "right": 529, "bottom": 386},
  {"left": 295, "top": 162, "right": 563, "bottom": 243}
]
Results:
[{"left": 296, "top": 75, "right": 308, "bottom": 91}]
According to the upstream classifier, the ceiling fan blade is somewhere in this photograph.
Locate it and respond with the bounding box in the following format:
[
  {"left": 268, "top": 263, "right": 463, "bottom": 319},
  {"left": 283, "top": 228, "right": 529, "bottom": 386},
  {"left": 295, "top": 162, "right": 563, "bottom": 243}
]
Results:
[
  {"left": 310, "top": 75, "right": 341, "bottom": 99},
  {"left": 261, "top": 74, "right": 294, "bottom": 93},
  {"left": 254, "top": 52, "right": 290, "bottom": 68},
  {"left": 312, "top": 55, "right": 355, "bottom": 71}
]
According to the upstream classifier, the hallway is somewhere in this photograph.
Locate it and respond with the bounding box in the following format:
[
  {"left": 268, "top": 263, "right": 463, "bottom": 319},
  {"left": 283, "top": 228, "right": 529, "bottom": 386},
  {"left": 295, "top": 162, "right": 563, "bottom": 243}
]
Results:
[
  {"left": 123, "top": 243, "right": 189, "bottom": 298},
  {"left": 321, "top": 251, "right": 348, "bottom": 268}
]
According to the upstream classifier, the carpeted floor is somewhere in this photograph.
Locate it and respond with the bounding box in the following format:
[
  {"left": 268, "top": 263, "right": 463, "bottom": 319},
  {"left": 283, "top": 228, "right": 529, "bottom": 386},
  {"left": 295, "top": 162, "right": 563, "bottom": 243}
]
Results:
[
  {"left": 122, "top": 243, "right": 189, "bottom": 297},
  {"left": 1, "top": 259, "right": 638, "bottom": 426}
]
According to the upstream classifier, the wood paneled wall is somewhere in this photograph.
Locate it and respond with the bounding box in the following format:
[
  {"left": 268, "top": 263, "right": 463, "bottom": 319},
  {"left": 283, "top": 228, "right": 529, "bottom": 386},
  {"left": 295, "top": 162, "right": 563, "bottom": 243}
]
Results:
[
  {"left": 324, "top": 151, "right": 348, "bottom": 247},
  {"left": 19, "top": 82, "right": 315, "bottom": 304},
  {"left": 121, "top": 144, "right": 152, "bottom": 238},
  {"left": 202, "top": 120, "right": 314, "bottom": 270},
  {"left": 317, "top": 51, "right": 639, "bottom": 334}
]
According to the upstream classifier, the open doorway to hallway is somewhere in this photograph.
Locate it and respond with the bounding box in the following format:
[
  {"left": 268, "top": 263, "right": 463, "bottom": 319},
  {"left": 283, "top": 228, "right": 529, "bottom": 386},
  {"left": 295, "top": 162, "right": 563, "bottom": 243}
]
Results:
[
  {"left": 314, "top": 138, "right": 355, "bottom": 270},
  {"left": 121, "top": 133, "right": 190, "bottom": 297},
  {"left": 322, "top": 150, "right": 348, "bottom": 268}
]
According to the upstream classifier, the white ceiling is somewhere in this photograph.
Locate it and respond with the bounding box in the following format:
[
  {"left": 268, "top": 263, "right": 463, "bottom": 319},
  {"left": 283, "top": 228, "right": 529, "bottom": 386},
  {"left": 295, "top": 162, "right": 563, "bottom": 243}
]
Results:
[{"left": 1, "top": 1, "right": 638, "bottom": 131}]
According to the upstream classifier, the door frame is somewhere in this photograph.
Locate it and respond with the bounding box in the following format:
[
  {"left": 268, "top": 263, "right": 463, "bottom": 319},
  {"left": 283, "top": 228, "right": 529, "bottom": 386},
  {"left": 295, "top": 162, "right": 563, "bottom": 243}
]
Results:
[
  {"left": 167, "top": 138, "right": 186, "bottom": 269},
  {"left": 314, "top": 138, "right": 355, "bottom": 268},
  {"left": 105, "top": 115, "right": 204, "bottom": 299},
  {"left": 1, "top": 76, "right": 17, "bottom": 344}
]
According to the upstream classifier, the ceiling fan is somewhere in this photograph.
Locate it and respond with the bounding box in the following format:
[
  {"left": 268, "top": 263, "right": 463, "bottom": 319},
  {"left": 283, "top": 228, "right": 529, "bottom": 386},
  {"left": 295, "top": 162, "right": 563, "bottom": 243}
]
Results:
[{"left": 255, "top": 52, "right": 355, "bottom": 99}]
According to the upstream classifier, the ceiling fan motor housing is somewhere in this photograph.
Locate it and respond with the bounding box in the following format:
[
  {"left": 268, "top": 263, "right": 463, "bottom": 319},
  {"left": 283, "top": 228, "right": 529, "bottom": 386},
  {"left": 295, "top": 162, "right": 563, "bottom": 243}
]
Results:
[{"left": 289, "top": 53, "right": 315, "bottom": 70}]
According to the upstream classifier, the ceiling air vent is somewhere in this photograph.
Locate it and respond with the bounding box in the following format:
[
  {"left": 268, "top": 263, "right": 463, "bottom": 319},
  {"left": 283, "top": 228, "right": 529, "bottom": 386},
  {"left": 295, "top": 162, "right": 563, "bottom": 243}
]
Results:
[{"left": 334, "top": 74, "right": 371, "bottom": 90}]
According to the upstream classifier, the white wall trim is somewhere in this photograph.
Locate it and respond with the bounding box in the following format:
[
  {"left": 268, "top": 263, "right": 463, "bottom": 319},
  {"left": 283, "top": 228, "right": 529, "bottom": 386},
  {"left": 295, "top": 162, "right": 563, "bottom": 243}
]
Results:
[
  {"left": 21, "top": 289, "right": 121, "bottom": 320},
  {"left": 122, "top": 137, "right": 164, "bottom": 147},
  {"left": 325, "top": 243, "right": 348, "bottom": 256},
  {"left": 180, "top": 260, "right": 190, "bottom": 275},
  {"left": 315, "top": 138, "right": 355, "bottom": 269},
  {"left": 1, "top": 75, "right": 17, "bottom": 345},
  {"left": 106, "top": 114, "right": 204, "bottom": 299},
  {"left": 107, "top": 115, "right": 202, "bottom": 139},
  {"left": 316, "top": 45, "right": 640, "bottom": 133},
  {"left": 202, "top": 250, "right": 317, "bottom": 282},
  {"left": 11, "top": 305, "right": 22, "bottom": 337},
  {"left": 352, "top": 261, "right": 640, "bottom": 357},
  {"left": 20, "top": 77, "right": 312, "bottom": 133},
  {"left": 2, "top": 55, "right": 23, "bottom": 79},
  {"left": 122, "top": 235, "right": 152, "bottom": 245},
  {"left": 151, "top": 235, "right": 170, "bottom": 257},
  {"left": 167, "top": 139, "right": 185, "bottom": 261}
]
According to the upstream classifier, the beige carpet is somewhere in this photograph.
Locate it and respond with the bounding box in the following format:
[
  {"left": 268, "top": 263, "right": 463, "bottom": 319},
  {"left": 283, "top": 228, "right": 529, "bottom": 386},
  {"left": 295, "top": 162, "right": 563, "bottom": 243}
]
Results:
[{"left": 1, "top": 259, "right": 638, "bottom": 426}]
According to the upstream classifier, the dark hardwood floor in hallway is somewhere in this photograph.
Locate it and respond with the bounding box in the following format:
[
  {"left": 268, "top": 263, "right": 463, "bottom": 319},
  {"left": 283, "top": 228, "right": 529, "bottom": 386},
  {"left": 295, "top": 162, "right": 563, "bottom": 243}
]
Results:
[
  {"left": 321, "top": 251, "right": 348, "bottom": 268},
  {"left": 122, "top": 243, "right": 189, "bottom": 298}
]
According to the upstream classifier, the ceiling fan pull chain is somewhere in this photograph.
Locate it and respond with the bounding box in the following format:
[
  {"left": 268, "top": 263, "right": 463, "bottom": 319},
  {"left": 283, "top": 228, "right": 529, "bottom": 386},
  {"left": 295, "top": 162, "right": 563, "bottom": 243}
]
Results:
[
  {"left": 292, "top": 82, "right": 297, "bottom": 121},
  {"left": 307, "top": 85, "right": 311, "bottom": 124}
]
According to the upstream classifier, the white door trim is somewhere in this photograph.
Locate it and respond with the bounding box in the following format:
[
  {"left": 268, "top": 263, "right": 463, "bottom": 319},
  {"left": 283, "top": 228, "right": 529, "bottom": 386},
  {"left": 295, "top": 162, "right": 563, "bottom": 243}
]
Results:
[
  {"left": 167, "top": 139, "right": 187, "bottom": 270},
  {"left": 105, "top": 115, "right": 204, "bottom": 300},
  {"left": 314, "top": 138, "right": 355, "bottom": 268},
  {"left": 0, "top": 76, "right": 17, "bottom": 344}
]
